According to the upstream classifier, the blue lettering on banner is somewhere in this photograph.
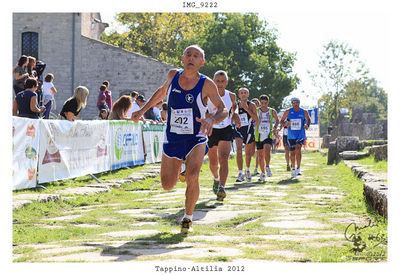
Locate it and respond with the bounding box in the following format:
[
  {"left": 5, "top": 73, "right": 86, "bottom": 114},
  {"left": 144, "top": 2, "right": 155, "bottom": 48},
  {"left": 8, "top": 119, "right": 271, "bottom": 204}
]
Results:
[{"left": 123, "top": 133, "right": 139, "bottom": 146}]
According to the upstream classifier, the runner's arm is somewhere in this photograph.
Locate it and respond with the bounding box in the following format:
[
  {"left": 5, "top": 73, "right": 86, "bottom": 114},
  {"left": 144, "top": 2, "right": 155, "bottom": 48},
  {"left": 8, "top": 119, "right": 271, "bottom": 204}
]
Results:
[
  {"left": 197, "top": 78, "right": 228, "bottom": 135},
  {"left": 304, "top": 110, "right": 311, "bottom": 130},
  {"left": 280, "top": 110, "right": 290, "bottom": 129},
  {"left": 230, "top": 93, "right": 241, "bottom": 127},
  {"left": 131, "top": 69, "right": 178, "bottom": 122},
  {"left": 272, "top": 110, "right": 280, "bottom": 133},
  {"left": 248, "top": 102, "right": 259, "bottom": 124}
]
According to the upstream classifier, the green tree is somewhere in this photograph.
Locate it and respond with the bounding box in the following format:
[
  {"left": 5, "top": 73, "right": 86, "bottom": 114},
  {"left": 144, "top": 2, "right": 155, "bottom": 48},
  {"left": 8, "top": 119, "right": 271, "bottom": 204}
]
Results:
[
  {"left": 196, "top": 13, "right": 299, "bottom": 109},
  {"left": 310, "top": 40, "right": 369, "bottom": 127},
  {"left": 101, "top": 13, "right": 212, "bottom": 65}
]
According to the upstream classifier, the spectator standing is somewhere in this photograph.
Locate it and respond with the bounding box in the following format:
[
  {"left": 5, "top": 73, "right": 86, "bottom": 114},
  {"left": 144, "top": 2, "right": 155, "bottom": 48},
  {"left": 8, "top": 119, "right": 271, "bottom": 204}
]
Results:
[
  {"left": 42, "top": 73, "right": 58, "bottom": 119},
  {"left": 96, "top": 85, "right": 109, "bottom": 112},
  {"left": 125, "top": 91, "right": 139, "bottom": 118},
  {"left": 109, "top": 95, "right": 132, "bottom": 120},
  {"left": 160, "top": 102, "right": 168, "bottom": 123},
  {"left": 13, "top": 55, "right": 29, "bottom": 95},
  {"left": 13, "top": 78, "right": 45, "bottom": 118},
  {"left": 60, "top": 86, "right": 89, "bottom": 121},
  {"left": 103, "top": 81, "right": 112, "bottom": 110},
  {"left": 27, "top": 56, "right": 38, "bottom": 79},
  {"left": 153, "top": 101, "right": 163, "bottom": 122}
]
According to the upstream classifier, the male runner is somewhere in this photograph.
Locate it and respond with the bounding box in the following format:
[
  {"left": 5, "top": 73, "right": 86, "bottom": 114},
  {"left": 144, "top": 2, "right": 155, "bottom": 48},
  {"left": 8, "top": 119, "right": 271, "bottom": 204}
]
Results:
[
  {"left": 279, "top": 97, "right": 311, "bottom": 178},
  {"left": 250, "top": 98, "right": 261, "bottom": 176},
  {"left": 282, "top": 122, "right": 291, "bottom": 171},
  {"left": 234, "top": 88, "right": 258, "bottom": 182},
  {"left": 131, "top": 45, "right": 228, "bottom": 233},
  {"left": 207, "top": 70, "right": 239, "bottom": 201},
  {"left": 254, "top": 95, "right": 280, "bottom": 181}
]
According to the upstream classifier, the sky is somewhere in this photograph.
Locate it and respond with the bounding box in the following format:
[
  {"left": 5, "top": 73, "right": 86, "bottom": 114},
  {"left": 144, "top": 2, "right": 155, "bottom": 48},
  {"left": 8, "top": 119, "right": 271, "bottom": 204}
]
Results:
[{"left": 100, "top": 0, "right": 394, "bottom": 108}]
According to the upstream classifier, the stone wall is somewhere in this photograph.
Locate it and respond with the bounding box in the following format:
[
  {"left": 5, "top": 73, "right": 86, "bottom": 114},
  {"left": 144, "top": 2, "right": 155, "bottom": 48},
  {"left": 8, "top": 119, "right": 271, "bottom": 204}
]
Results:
[
  {"left": 13, "top": 13, "right": 175, "bottom": 120},
  {"left": 13, "top": 13, "right": 80, "bottom": 110},
  {"left": 78, "top": 37, "right": 174, "bottom": 119}
]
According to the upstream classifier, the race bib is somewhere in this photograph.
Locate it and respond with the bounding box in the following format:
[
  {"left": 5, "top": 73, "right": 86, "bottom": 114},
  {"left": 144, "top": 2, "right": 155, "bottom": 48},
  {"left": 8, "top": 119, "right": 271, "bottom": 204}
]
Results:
[
  {"left": 170, "top": 108, "right": 193, "bottom": 134},
  {"left": 239, "top": 113, "right": 249, "bottom": 126},
  {"left": 290, "top": 118, "right": 302, "bottom": 130},
  {"left": 259, "top": 121, "right": 270, "bottom": 134}
]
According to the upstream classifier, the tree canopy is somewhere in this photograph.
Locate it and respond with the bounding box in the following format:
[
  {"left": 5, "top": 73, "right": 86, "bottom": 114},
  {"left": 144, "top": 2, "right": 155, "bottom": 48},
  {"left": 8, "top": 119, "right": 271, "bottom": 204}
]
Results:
[{"left": 101, "top": 13, "right": 299, "bottom": 109}]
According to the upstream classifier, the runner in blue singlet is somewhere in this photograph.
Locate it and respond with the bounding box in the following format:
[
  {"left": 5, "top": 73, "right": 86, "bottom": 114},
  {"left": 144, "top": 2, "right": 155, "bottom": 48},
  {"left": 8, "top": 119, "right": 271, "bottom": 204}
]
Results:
[
  {"left": 131, "top": 45, "right": 228, "bottom": 234},
  {"left": 279, "top": 97, "right": 311, "bottom": 178}
]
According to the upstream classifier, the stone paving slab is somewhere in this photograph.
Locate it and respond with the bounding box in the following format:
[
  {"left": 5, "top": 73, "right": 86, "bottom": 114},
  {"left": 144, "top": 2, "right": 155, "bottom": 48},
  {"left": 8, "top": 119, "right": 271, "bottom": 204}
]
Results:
[
  {"left": 100, "top": 229, "right": 160, "bottom": 238},
  {"left": 191, "top": 210, "right": 263, "bottom": 225},
  {"left": 262, "top": 220, "right": 330, "bottom": 229},
  {"left": 259, "top": 233, "right": 344, "bottom": 241}
]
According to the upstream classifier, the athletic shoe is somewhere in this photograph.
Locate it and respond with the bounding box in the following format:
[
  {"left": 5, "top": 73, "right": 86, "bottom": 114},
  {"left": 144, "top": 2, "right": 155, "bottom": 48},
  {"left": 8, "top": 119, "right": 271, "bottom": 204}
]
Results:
[
  {"left": 236, "top": 173, "right": 244, "bottom": 182},
  {"left": 259, "top": 173, "right": 266, "bottom": 182},
  {"left": 266, "top": 167, "right": 272, "bottom": 177},
  {"left": 245, "top": 170, "right": 252, "bottom": 182},
  {"left": 296, "top": 167, "right": 302, "bottom": 176},
  {"left": 253, "top": 168, "right": 260, "bottom": 176},
  {"left": 286, "top": 165, "right": 291, "bottom": 171},
  {"left": 216, "top": 188, "right": 226, "bottom": 201},
  {"left": 179, "top": 170, "right": 186, "bottom": 182},
  {"left": 213, "top": 179, "right": 220, "bottom": 195},
  {"left": 180, "top": 218, "right": 193, "bottom": 234},
  {"left": 291, "top": 168, "right": 297, "bottom": 178}
]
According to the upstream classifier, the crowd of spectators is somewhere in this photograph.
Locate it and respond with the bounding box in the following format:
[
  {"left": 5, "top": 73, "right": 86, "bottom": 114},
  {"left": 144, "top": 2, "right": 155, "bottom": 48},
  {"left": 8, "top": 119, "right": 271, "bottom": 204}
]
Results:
[{"left": 12, "top": 55, "right": 168, "bottom": 124}]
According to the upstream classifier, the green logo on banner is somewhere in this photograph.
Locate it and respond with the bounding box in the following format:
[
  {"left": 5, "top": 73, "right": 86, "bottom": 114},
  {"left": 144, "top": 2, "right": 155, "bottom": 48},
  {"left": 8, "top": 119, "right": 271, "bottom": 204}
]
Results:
[
  {"left": 153, "top": 134, "right": 160, "bottom": 159},
  {"left": 115, "top": 128, "right": 123, "bottom": 160}
]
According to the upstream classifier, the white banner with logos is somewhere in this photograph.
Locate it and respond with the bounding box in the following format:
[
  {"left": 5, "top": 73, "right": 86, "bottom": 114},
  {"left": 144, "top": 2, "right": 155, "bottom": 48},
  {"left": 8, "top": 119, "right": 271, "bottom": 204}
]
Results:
[
  {"left": 12, "top": 117, "right": 41, "bottom": 190},
  {"left": 109, "top": 120, "right": 145, "bottom": 170},
  {"left": 38, "top": 120, "right": 110, "bottom": 183},
  {"left": 142, "top": 123, "right": 165, "bottom": 164}
]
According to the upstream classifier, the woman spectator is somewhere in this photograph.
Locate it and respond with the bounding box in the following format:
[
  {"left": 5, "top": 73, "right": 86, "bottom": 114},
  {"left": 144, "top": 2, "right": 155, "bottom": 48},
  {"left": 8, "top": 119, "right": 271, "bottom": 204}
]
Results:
[
  {"left": 160, "top": 102, "right": 168, "bottom": 123},
  {"left": 109, "top": 95, "right": 132, "bottom": 120},
  {"left": 13, "top": 55, "right": 29, "bottom": 95},
  {"left": 13, "top": 78, "right": 45, "bottom": 118},
  {"left": 41, "top": 73, "right": 58, "bottom": 119},
  {"left": 59, "top": 86, "right": 89, "bottom": 121},
  {"left": 27, "top": 56, "right": 38, "bottom": 79},
  {"left": 96, "top": 85, "right": 109, "bottom": 112},
  {"left": 98, "top": 108, "right": 109, "bottom": 120},
  {"left": 103, "top": 80, "right": 112, "bottom": 110}
]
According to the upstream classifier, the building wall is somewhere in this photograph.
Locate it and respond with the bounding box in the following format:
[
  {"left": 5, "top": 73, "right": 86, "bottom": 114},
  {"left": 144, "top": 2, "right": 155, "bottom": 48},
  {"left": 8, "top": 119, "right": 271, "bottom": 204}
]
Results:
[
  {"left": 78, "top": 36, "right": 174, "bottom": 119},
  {"left": 13, "top": 13, "right": 81, "bottom": 114},
  {"left": 13, "top": 12, "right": 174, "bottom": 120}
]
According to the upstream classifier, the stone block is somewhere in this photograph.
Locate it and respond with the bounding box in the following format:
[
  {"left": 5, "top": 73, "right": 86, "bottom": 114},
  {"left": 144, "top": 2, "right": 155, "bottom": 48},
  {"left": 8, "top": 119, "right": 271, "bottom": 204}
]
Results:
[
  {"left": 362, "top": 113, "right": 376, "bottom": 125},
  {"left": 351, "top": 105, "right": 364, "bottom": 123},
  {"left": 321, "top": 134, "right": 331, "bottom": 148},
  {"left": 336, "top": 136, "right": 360, "bottom": 152},
  {"left": 368, "top": 144, "right": 388, "bottom": 161},
  {"left": 327, "top": 141, "right": 337, "bottom": 165},
  {"left": 338, "top": 151, "right": 370, "bottom": 160}
]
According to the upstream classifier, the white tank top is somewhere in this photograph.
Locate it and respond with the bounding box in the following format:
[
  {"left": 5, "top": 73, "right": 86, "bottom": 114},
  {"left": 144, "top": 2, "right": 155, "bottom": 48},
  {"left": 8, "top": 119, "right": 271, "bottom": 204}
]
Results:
[{"left": 207, "top": 90, "right": 233, "bottom": 129}]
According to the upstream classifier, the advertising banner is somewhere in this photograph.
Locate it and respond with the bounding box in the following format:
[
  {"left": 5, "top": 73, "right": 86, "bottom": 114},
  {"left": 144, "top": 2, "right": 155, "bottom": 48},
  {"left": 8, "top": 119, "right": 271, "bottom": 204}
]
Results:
[
  {"left": 142, "top": 123, "right": 165, "bottom": 164},
  {"left": 12, "top": 117, "right": 41, "bottom": 190},
  {"left": 109, "top": 120, "right": 145, "bottom": 170},
  {"left": 38, "top": 120, "right": 110, "bottom": 183}
]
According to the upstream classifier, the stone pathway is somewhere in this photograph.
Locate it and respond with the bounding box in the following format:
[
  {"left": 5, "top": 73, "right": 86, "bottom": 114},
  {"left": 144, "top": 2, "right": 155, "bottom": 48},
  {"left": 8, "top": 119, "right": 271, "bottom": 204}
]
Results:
[{"left": 13, "top": 153, "right": 387, "bottom": 263}]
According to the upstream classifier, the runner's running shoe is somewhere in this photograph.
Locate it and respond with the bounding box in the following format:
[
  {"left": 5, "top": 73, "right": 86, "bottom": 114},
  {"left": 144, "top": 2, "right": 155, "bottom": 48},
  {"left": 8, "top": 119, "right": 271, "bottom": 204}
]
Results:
[
  {"left": 266, "top": 167, "right": 273, "bottom": 177},
  {"left": 245, "top": 170, "right": 252, "bottom": 182},
  {"left": 253, "top": 168, "right": 260, "bottom": 176},
  {"left": 286, "top": 165, "right": 291, "bottom": 171},
  {"left": 291, "top": 168, "right": 297, "bottom": 178},
  {"left": 213, "top": 179, "right": 220, "bottom": 195},
  {"left": 180, "top": 218, "right": 193, "bottom": 234},
  {"left": 216, "top": 187, "right": 226, "bottom": 201},
  {"left": 296, "top": 167, "right": 302, "bottom": 175},
  {"left": 236, "top": 173, "right": 244, "bottom": 182},
  {"left": 259, "top": 173, "right": 266, "bottom": 182}
]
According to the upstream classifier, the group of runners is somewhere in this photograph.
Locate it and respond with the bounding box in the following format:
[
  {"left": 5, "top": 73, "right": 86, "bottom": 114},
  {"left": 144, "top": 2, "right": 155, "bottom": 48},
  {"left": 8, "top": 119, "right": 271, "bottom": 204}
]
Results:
[{"left": 131, "top": 45, "right": 311, "bottom": 234}]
